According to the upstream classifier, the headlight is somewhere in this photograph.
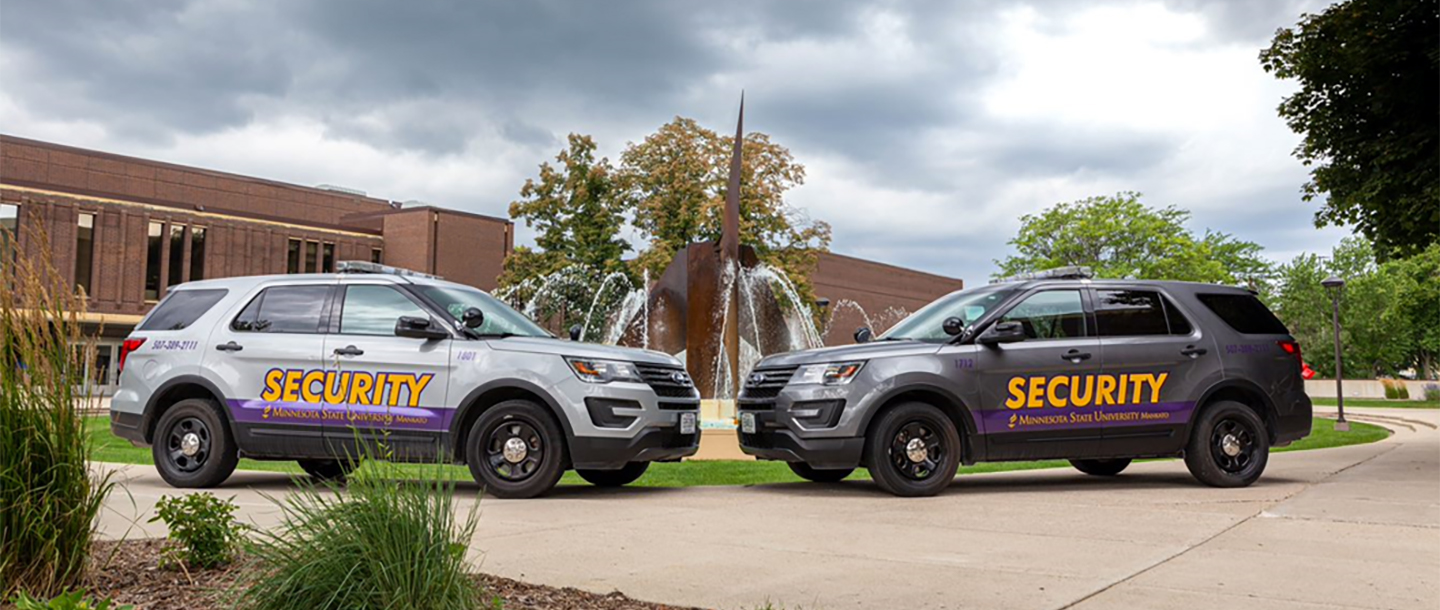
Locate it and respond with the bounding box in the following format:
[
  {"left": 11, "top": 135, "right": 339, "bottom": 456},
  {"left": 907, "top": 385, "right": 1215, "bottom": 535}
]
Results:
[
  {"left": 566, "top": 357, "right": 644, "bottom": 384},
  {"left": 791, "top": 361, "right": 866, "bottom": 386}
]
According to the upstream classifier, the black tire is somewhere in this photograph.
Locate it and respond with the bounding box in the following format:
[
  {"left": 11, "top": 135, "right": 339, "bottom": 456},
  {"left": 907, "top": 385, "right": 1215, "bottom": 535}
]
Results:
[
  {"left": 298, "top": 458, "right": 357, "bottom": 482},
  {"left": 465, "top": 399, "right": 567, "bottom": 499},
  {"left": 787, "top": 462, "right": 854, "bottom": 483},
  {"left": 152, "top": 398, "right": 238, "bottom": 489},
  {"left": 576, "top": 462, "right": 649, "bottom": 487},
  {"left": 864, "top": 402, "right": 961, "bottom": 497},
  {"left": 1184, "top": 400, "right": 1269, "bottom": 488},
  {"left": 1070, "top": 458, "right": 1132, "bottom": 477}
]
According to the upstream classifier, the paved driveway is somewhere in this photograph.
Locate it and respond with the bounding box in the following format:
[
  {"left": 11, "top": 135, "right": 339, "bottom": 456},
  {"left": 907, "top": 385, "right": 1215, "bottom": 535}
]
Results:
[{"left": 99, "top": 408, "right": 1439, "bottom": 610}]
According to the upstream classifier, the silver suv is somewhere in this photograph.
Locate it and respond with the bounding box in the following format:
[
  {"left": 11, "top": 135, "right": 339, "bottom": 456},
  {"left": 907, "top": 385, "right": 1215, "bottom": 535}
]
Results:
[
  {"left": 739, "top": 269, "right": 1312, "bottom": 497},
  {"left": 110, "top": 262, "right": 699, "bottom": 498}
]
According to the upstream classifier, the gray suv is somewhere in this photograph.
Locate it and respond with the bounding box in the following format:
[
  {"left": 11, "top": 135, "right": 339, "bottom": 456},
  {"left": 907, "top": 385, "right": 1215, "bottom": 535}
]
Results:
[
  {"left": 110, "top": 262, "right": 699, "bottom": 498},
  {"left": 738, "top": 269, "right": 1312, "bottom": 497}
]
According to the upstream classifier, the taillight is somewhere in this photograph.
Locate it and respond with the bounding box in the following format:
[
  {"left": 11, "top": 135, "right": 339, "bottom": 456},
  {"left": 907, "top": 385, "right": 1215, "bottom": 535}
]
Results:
[
  {"left": 118, "top": 337, "right": 146, "bottom": 374},
  {"left": 1277, "top": 340, "right": 1302, "bottom": 362}
]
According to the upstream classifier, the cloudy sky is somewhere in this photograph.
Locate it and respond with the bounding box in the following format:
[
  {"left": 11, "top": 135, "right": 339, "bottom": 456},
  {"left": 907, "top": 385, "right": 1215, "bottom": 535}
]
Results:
[{"left": 1, "top": 0, "right": 1352, "bottom": 284}]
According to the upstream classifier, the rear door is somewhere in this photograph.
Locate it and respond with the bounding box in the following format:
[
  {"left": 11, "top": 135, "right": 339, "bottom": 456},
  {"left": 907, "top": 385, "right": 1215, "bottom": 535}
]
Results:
[
  {"left": 321, "top": 282, "right": 454, "bottom": 461},
  {"left": 973, "top": 287, "right": 1106, "bottom": 459},
  {"left": 205, "top": 282, "right": 336, "bottom": 458},
  {"left": 1091, "top": 286, "right": 1220, "bottom": 456}
]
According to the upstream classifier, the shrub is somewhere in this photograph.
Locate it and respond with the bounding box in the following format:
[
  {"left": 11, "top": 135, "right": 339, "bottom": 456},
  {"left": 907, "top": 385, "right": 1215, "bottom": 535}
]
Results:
[
  {"left": 1425, "top": 383, "right": 1440, "bottom": 402},
  {"left": 1381, "top": 379, "right": 1410, "bottom": 400},
  {"left": 237, "top": 462, "right": 484, "bottom": 610},
  {"left": 9, "top": 589, "right": 132, "bottom": 610},
  {"left": 148, "top": 493, "right": 244, "bottom": 569},
  {"left": 1, "top": 223, "right": 115, "bottom": 598}
]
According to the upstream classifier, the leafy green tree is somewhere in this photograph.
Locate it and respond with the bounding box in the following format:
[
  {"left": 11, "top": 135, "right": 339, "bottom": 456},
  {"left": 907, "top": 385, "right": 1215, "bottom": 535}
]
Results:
[
  {"left": 994, "top": 192, "right": 1271, "bottom": 284},
  {"left": 1382, "top": 243, "right": 1440, "bottom": 378},
  {"left": 618, "top": 117, "right": 831, "bottom": 302},
  {"left": 1261, "top": 0, "right": 1439, "bottom": 259},
  {"left": 499, "top": 134, "right": 632, "bottom": 331}
]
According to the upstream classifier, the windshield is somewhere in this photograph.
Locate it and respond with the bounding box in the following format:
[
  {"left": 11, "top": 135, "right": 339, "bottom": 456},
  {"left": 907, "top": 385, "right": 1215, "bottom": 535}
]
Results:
[
  {"left": 880, "top": 286, "right": 1019, "bottom": 342},
  {"left": 416, "top": 285, "right": 552, "bottom": 338}
]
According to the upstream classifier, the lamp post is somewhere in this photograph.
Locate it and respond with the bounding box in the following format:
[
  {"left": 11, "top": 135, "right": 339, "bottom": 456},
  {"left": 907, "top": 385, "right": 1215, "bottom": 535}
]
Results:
[{"left": 1322, "top": 275, "right": 1349, "bottom": 432}]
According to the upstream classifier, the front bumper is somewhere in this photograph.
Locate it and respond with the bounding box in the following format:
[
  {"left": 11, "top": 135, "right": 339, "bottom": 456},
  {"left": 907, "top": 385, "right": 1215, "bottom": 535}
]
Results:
[
  {"left": 736, "top": 385, "right": 867, "bottom": 469},
  {"left": 568, "top": 427, "right": 700, "bottom": 470}
]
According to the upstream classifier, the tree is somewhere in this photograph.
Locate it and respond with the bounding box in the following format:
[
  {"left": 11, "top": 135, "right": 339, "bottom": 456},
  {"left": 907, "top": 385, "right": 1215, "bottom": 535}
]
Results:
[
  {"left": 993, "top": 192, "right": 1271, "bottom": 284},
  {"left": 1261, "top": 0, "right": 1439, "bottom": 259},
  {"left": 1382, "top": 243, "right": 1440, "bottom": 378},
  {"left": 498, "top": 134, "right": 632, "bottom": 331},
  {"left": 618, "top": 117, "right": 831, "bottom": 299}
]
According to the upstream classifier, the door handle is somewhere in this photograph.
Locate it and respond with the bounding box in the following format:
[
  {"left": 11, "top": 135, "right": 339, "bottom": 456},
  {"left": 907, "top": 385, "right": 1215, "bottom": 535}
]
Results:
[
  {"left": 333, "top": 345, "right": 364, "bottom": 357},
  {"left": 1062, "top": 350, "right": 1092, "bottom": 362},
  {"left": 215, "top": 341, "right": 243, "bottom": 352},
  {"left": 1181, "top": 346, "right": 1208, "bottom": 358}
]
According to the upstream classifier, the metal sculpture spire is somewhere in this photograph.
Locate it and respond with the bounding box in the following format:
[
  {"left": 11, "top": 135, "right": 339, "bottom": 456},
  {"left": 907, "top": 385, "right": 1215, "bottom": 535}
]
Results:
[{"left": 721, "top": 93, "right": 743, "bottom": 262}]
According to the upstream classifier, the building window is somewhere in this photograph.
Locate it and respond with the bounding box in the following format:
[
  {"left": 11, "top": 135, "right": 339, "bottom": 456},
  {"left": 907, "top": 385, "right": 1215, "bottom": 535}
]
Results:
[
  {"left": 286, "top": 239, "right": 301, "bottom": 274},
  {"left": 145, "top": 221, "right": 163, "bottom": 300},
  {"left": 1, "top": 203, "right": 19, "bottom": 272},
  {"left": 75, "top": 213, "right": 95, "bottom": 296},
  {"left": 304, "top": 240, "right": 318, "bottom": 273},
  {"left": 370, "top": 247, "right": 382, "bottom": 264},
  {"left": 167, "top": 223, "right": 186, "bottom": 291},
  {"left": 189, "top": 226, "right": 206, "bottom": 281},
  {"left": 322, "top": 243, "right": 335, "bottom": 273}
]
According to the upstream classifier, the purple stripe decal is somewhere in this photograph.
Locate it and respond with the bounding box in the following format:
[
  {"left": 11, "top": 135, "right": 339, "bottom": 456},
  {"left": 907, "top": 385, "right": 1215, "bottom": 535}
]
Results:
[
  {"left": 228, "top": 399, "right": 452, "bottom": 433},
  {"left": 979, "top": 401, "right": 1195, "bottom": 434}
]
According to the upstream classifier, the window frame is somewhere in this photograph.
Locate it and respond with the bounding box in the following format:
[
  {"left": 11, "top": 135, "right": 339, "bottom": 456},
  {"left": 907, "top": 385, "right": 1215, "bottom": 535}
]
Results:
[
  {"left": 992, "top": 287, "right": 1094, "bottom": 341},
  {"left": 74, "top": 212, "right": 96, "bottom": 296},
  {"left": 1091, "top": 287, "right": 1198, "bottom": 338},
  {"left": 230, "top": 283, "right": 337, "bottom": 335},
  {"left": 332, "top": 283, "right": 436, "bottom": 337}
]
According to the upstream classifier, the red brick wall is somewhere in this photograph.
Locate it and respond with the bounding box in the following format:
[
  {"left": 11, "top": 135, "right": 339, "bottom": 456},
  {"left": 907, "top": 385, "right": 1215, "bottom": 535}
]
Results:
[{"left": 811, "top": 252, "right": 964, "bottom": 343}]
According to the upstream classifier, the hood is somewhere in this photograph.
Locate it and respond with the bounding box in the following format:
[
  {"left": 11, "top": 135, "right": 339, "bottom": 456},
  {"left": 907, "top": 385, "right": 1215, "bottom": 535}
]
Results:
[
  {"left": 755, "top": 340, "right": 941, "bottom": 368},
  {"left": 486, "top": 336, "right": 681, "bottom": 366}
]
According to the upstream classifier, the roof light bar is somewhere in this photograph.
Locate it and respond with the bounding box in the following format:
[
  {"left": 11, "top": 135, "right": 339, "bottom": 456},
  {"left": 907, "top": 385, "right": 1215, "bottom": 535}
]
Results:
[
  {"left": 336, "top": 260, "right": 441, "bottom": 279},
  {"left": 990, "top": 265, "right": 1095, "bottom": 284}
]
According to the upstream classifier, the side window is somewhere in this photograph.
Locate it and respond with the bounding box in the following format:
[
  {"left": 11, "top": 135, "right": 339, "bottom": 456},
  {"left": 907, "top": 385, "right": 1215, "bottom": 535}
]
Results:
[
  {"left": 339, "top": 285, "right": 430, "bottom": 336},
  {"left": 1000, "top": 290, "right": 1087, "bottom": 340},
  {"left": 1095, "top": 289, "right": 1191, "bottom": 336},
  {"left": 139, "top": 289, "right": 228, "bottom": 331},
  {"left": 231, "top": 285, "right": 331, "bottom": 333}
]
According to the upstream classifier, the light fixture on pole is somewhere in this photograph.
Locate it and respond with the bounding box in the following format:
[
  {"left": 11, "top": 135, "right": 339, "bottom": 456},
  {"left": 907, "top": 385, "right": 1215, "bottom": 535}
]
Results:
[{"left": 1322, "top": 275, "right": 1349, "bottom": 432}]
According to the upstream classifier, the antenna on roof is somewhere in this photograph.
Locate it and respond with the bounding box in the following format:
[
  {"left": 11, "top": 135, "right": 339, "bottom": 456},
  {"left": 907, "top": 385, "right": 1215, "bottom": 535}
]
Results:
[{"left": 990, "top": 265, "right": 1094, "bottom": 284}]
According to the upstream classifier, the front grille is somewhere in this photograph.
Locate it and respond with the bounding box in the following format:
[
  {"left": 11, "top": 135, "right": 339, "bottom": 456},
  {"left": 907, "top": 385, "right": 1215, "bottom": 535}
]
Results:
[
  {"left": 636, "top": 363, "right": 699, "bottom": 399},
  {"left": 740, "top": 366, "right": 798, "bottom": 400},
  {"left": 737, "top": 401, "right": 774, "bottom": 411},
  {"left": 657, "top": 401, "right": 699, "bottom": 411}
]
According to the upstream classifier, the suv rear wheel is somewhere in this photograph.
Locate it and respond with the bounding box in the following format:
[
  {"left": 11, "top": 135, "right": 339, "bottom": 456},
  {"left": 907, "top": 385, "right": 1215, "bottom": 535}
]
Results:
[
  {"left": 152, "top": 398, "right": 238, "bottom": 488},
  {"left": 465, "top": 399, "right": 566, "bottom": 499},
  {"left": 864, "top": 402, "right": 961, "bottom": 497},
  {"left": 576, "top": 462, "right": 649, "bottom": 487},
  {"left": 1070, "top": 458, "right": 1131, "bottom": 476},
  {"left": 1184, "top": 400, "right": 1269, "bottom": 487},
  {"left": 788, "top": 462, "right": 854, "bottom": 483},
  {"left": 298, "top": 458, "right": 358, "bottom": 482}
]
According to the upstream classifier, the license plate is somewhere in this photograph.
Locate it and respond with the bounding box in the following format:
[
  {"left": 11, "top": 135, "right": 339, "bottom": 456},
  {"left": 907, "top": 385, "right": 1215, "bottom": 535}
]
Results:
[
  {"left": 679, "top": 412, "right": 697, "bottom": 435},
  {"left": 740, "top": 412, "right": 756, "bottom": 434}
]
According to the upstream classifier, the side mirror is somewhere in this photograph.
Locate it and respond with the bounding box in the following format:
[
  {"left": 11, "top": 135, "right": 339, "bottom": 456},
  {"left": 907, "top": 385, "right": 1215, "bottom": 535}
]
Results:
[
  {"left": 854, "top": 326, "right": 873, "bottom": 344},
  {"left": 569, "top": 324, "right": 583, "bottom": 341},
  {"left": 461, "top": 307, "right": 485, "bottom": 329},
  {"left": 942, "top": 316, "right": 965, "bottom": 336},
  {"left": 395, "top": 316, "right": 448, "bottom": 340},
  {"left": 978, "top": 320, "right": 1026, "bottom": 345}
]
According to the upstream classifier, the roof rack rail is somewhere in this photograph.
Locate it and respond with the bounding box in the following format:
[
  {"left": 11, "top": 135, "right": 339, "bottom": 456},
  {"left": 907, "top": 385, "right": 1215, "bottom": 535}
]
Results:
[
  {"left": 336, "top": 260, "right": 442, "bottom": 280},
  {"left": 990, "top": 265, "right": 1095, "bottom": 284}
]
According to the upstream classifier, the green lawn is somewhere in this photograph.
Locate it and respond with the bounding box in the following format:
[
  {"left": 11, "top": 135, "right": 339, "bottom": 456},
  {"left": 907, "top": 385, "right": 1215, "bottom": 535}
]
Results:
[
  {"left": 87, "top": 416, "right": 1386, "bottom": 488},
  {"left": 1311, "top": 397, "right": 1440, "bottom": 409}
]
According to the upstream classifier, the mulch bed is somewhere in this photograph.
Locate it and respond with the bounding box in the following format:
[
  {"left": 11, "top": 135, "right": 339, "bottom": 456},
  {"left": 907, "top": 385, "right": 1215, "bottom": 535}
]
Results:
[{"left": 80, "top": 539, "right": 704, "bottom": 610}]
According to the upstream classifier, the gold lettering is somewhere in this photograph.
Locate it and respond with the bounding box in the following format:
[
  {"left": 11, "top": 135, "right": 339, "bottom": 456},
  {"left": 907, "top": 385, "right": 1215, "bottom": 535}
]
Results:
[
  {"left": 401, "top": 374, "right": 432, "bottom": 407},
  {"left": 281, "top": 370, "right": 303, "bottom": 403},
  {"left": 1005, "top": 377, "right": 1027, "bottom": 410},
  {"left": 1148, "top": 372, "right": 1169, "bottom": 403},
  {"left": 1027, "top": 376, "right": 1047, "bottom": 408},
  {"left": 1071, "top": 375, "right": 1093, "bottom": 407},
  {"left": 323, "top": 371, "right": 349, "bottom": 404},
  {"left": 1131, "top": 373, "right": 1149, "bottom": 404},
  {"left": 1096, "top": 375, "right": 1117, "bottom": 406},
  {"left": 261, "top": 369, "right": 283, "bottom": 401},
  {"left": 1047, "top": 375, "right": 1069, "bottom": 408},
  {"left": 349, "top": 372, "right": 374, "bottom": 406}
]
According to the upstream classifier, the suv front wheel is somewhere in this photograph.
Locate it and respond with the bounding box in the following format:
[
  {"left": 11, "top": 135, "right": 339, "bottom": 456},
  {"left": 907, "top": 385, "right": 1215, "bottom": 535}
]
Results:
[
  {"left": 1184, "top": 400, "right": 1269, "bottom": 487},
  {"left": 576, "top": 462, "right": 649, "bottom": 487},
  {"left": 864, "top": 402, "right": 961, "bottom": 497},
  {"left": 152, "top": 398, "right": 239, "bottom": 488},
  {"left": 465, "top": 399, "right": 566, "bottom": 499}
]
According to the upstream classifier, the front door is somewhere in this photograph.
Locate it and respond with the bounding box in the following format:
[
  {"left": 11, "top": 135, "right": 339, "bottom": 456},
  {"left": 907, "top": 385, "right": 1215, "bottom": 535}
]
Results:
[
  {"left": 205, "top": 281, "right": 335, "bottom": 458},
  {"left": 322, "top": 283, "right": 453, "bottom": 462},
  {"left": 974, "top": 288, "right": 1106, "bottom": 460},
  {"left": 1091, "top": 287, "right": 1219, "bottom": 457}
]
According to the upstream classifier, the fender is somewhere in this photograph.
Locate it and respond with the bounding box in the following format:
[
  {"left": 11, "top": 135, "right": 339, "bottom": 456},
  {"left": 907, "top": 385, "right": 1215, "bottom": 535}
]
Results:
[
  {"left": 448, "top": 377, "right": 576, "bottom": 442},
  {"left": 1186, "top": 377, "right": 1278, "bottom": 440},
  {"left": 141, "top": 374, "right": 233, "bottom": 443},
  {"left": 857, "top": 380, "right": 980, "bottom": 449}
]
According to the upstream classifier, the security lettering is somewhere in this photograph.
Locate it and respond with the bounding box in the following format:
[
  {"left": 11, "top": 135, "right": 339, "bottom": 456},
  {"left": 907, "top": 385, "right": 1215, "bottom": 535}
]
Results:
[
  {"left": 1004, "top": 373, "right": 1169, "bottom": 410},
  {"left": 259, "top": 368, "right": 433, "bottom": 408}
]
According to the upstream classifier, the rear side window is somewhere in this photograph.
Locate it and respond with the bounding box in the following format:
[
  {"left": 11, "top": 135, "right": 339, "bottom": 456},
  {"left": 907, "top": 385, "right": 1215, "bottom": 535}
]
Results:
[
  {"left": 1197, "top": 293, "right": 1290, "bottom": 335},
  {"left": 139, "top": 289, "right": 228, "bottom": 331},
  {"left": 1095, "top": 289, "right": 1192, "bottom": 336},
  {"left": 231, "top": 285, "right": 331, "bottom": 334}
]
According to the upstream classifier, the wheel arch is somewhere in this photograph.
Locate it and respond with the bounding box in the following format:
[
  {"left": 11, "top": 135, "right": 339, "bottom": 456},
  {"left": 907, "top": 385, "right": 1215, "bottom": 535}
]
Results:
[
  {"left": 1191, "top": 379, "right": 1280, "bottom": 443},
  {"left": 448, "top": 379, "right": 574, "bottom": 463},
  {"left": 142, "top": 375, "right": 233, "bottom": 443},
  {"left": 858, "top": 384, "right": 980, "bottom": 464}
]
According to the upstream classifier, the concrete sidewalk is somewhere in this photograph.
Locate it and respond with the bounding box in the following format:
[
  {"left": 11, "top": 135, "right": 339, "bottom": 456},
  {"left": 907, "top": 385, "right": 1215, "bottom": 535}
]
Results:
[{"left": 98, "top": 408, "right": 1439, "bottom": 610}]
